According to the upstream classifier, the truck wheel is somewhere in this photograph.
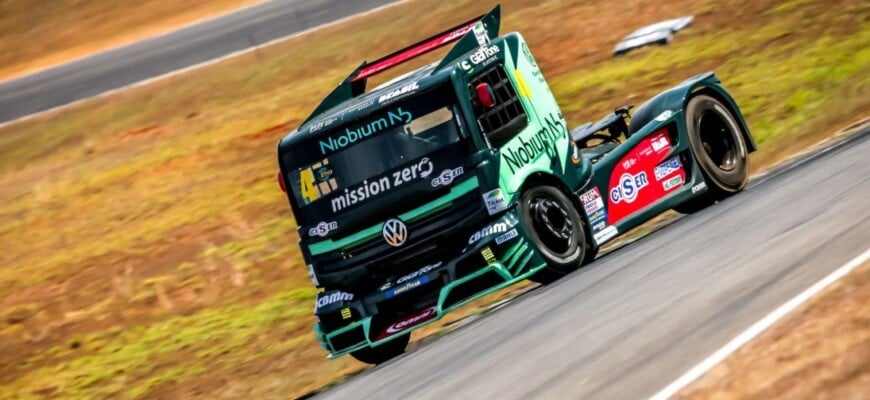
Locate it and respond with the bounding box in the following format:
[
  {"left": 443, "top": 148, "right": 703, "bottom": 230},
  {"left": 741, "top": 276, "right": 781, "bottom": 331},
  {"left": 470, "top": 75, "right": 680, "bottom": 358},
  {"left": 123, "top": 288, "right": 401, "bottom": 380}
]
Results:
[
  {"left": 521, "top": 185, "right": 586, "bottom": 284},
  {"left": 350, "top": 334, "right": 409, "bottom": 365},
  {"left": 675, "top": 94, "right": 749, "bottom": 214}
]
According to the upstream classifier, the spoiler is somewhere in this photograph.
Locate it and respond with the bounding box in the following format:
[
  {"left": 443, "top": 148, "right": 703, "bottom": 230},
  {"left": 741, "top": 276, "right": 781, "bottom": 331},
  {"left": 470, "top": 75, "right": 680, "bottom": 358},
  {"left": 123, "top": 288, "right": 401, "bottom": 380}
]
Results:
[
  {"left": 301, "top": 5, "right": 501, "bottom": 125},
  {"left": 349, "top": 16, "right": 480, "bottom": 82}
]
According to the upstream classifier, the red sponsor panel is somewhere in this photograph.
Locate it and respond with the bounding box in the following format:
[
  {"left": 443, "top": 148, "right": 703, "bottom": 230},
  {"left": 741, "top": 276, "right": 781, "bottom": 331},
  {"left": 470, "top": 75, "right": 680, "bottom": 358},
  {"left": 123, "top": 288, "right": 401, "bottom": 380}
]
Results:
[
  {"left": 375, "top": 306, "right": 438, "bottom": 340},
  {"left": 607, "top": 130, "right": 686, "bottom": 223}
]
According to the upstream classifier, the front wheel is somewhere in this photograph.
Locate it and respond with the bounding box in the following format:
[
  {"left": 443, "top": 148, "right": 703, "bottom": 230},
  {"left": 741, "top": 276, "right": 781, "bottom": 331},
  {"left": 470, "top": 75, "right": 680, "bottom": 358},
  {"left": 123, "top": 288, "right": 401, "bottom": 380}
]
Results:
[
  {"left": 675, "top": 94, "right": 750, "bottom": 214},
  {"left": 521, "top": 185, "right": 586, "bottom": 284},
  {"left": 350, "top": 334, "right": 409, "bottom": 365}
]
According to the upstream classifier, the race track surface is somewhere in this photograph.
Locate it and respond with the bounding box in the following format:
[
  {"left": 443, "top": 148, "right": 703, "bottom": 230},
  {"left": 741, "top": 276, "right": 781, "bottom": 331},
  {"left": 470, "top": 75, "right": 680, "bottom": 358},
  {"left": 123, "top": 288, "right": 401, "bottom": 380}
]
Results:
[
  {"left": 316, "top": 131, "right": 870, "bottom": 399},
  {"left": 0, "top": 0, "right": 398, "bottom": 124}
]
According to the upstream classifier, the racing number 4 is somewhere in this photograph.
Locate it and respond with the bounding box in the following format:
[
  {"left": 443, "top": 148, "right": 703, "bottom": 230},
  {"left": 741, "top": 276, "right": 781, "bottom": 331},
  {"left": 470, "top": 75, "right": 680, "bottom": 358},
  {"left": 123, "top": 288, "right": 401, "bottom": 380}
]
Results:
[{"left": 299, "top": 168, "right": 319, "bottom": 204}]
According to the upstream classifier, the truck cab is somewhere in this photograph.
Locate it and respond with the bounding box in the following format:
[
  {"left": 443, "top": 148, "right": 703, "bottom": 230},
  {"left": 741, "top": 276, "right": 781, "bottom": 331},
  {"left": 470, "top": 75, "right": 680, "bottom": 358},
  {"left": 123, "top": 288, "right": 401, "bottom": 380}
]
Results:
[{"left": 277, "top": 5, "right": 754, "bottom": 364}]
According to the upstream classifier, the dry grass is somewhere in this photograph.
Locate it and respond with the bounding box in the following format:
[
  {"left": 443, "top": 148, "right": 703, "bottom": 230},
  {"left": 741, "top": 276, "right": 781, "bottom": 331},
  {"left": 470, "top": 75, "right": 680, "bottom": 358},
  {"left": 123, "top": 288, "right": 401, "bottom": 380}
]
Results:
[
  {"left": 0, "top": 0, "right": 867, "bottom": 398},
  {"left": 0, "top": 0, "right": 261, "bottom": 80},
  {"left": 677, "top": 263, "right": 870, "bottom": 399}
]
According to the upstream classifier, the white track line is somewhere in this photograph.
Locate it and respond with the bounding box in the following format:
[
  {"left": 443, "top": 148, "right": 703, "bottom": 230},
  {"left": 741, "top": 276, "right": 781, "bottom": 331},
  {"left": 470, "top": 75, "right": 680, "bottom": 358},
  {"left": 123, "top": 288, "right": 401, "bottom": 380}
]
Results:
[
  {"left": 649, "top": 247, "right": 870, "bottom": 400},
  {"left": 0, "top": 0, "right": 410, "bottom": 130}
]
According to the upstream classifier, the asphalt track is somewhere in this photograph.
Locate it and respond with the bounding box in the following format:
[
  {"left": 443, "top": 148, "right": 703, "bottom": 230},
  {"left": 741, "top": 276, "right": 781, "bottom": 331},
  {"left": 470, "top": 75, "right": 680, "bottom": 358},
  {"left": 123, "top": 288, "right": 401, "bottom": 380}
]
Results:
[
  {"left": 0, "top": 0, "right": 399, "bottom": 124},
  {"left": 316, "top": 130, "right": 870, "bottom": 399}
]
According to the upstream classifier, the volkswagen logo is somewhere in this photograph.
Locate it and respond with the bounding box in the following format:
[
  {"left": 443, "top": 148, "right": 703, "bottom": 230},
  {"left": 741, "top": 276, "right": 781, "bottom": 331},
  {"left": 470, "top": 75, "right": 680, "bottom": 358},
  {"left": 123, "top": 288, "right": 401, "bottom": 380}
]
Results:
[{"left": 382, "top": 218, "right": 408, "bottom": 247}]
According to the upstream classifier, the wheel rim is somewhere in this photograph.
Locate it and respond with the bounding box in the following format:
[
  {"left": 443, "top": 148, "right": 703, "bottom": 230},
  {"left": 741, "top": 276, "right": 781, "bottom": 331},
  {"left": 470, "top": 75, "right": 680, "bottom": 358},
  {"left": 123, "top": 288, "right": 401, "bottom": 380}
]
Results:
[
  {"left": 529, "top": 195, "right": 574, "bottom": 255},
  {"left": 698, "top": 110, "right": 739, "bottom": 172}
]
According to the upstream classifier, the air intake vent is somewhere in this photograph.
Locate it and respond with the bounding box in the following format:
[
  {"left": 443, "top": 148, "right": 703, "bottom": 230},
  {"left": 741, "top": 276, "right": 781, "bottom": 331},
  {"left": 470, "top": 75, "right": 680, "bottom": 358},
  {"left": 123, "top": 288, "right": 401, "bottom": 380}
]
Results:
[{"left": 470, "top": 64, "right": 527, "bottom": 147}]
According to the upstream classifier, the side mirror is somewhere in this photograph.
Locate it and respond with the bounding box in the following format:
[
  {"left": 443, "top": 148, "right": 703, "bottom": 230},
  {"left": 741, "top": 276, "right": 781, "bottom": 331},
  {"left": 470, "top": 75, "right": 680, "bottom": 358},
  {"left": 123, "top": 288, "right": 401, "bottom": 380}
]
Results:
[{"left": 475, "top": 83, "right": 496, "bottom": 109}]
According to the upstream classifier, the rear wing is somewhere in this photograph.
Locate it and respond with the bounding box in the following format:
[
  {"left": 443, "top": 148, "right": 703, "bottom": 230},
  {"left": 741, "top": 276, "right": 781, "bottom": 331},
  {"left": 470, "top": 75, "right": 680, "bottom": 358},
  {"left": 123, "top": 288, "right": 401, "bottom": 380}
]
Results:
[
  {"left": 301, "top": 5, "right": 501, "bottom": 125},
  {"left": 350, "top": 16, "right": 480, "bottom": 82}
]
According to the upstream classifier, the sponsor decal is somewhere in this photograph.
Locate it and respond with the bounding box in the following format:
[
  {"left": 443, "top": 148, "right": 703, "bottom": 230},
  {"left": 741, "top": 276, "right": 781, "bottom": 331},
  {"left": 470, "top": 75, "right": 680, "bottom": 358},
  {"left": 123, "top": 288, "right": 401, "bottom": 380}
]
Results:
[
  {"left": 662, "top": 175, "right": 683, "bottom": 191},
  {"left": 495, "top": 228, "right": 518, "bottom": 245},
  {"left": 396, "top": 262, "right": 443, "bottom": 285},
  {"left": 460, "top": 45, "right": 500, "bottom": 70},
  {"left": 330, "top": 157, "right": 434, "bottom": 213},
  {"left": 309, "top": 221, "right": 338, "bottom": 238},
  {"left": 468, "top": 221, "right": 514, "bottom": 245},
  {"left": 377, "top": 307, "right": 438, "bottom": 339},
  {"left": 483, "top": 188, "right": 508, "bottom": 215},
  {"left": 651, "top": 134, "right": 669, "bottom": 153},
  {"left": 382, "top": 262, "right": 444, "bottom": 298},
  {"left": 385, "top": 275, "right": 430, "bottom": 299},
  {"left": 431, "top": 166, "right": 464, "bottom": 187},
  {"left": 316, "top": 164, "right": 334, "bottom": 181},
  {"left": 582, "top": 187, "right": 612, "bottom": 236},
  {"left": 315, "top": 290, "right": 354, "bottom": 310},
  {"left": 318, "top": 107, "right": 413, "bottom": 155},
  {"left": 382, "top": 218, "right": 408, "bottom": 247},
  {"left": 654, "top": 157, "right": 683, "bottom": 181},
  {"left": 593, "top": 225, "right": 618, "bottom": 244},
  {"left": 592, "top": 220, "right": 606, "bottom": 232},
  {"left": 381, "top": 262, "right": 444, "bottom": 291},
  {"left": 298, "top": 158, "right": 339, "bottom": 204},
  {"left": 655, "top": 110, "right": 674, "bottom": 122},
  {"left": 472, "top": 22, "right": 489, "bottom": 45},
  {"left": 503, "top": 113, "right": 567, "bottom": 174},
  {"left": 579, "top": 187, "right": 604, "bottom": 216},
  {"left": 378, "top": 82, "right": 419, "bottom": 104},
  {"left": 607, "top": 132, "right": 685, "bottom": 223},
  {"left": 692, "top": 182, "right": 707, "bottom": 194},
  {"left": 531, "top": 68, "right": 547, "bottom": 84},
  {"left": 308, "top": 117, "right": 337, "bottom": 133},
  {"left": 333, "top": 99, "right": 376, "bottom": 122},
  {"left": 609, "top": 172, "right": 649, "bottom": 204},
  {"left": 588, "top": 209, "right": 605, "bottom": 223},
  {"left": 522, "top": 42, "right": 538, "bottom": 68}
]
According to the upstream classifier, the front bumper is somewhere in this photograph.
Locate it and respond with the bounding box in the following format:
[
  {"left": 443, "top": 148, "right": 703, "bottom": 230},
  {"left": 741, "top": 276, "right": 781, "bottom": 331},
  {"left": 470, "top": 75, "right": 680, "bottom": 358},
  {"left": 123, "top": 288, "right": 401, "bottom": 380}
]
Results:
[{"left": 313, "top": 209, "right": 547, "bottom": 357}]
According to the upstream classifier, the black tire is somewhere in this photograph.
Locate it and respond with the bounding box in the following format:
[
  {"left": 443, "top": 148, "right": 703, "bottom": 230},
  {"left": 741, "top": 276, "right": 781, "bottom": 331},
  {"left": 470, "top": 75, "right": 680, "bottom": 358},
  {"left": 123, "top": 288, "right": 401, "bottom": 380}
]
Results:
[
  {"left": 674, "top": 94, "right": 749, "bottom": 214},
  {"left": 350, "top": 334, "right": 409, "bottom": 365},
  {"left": 583, "top": 245, "right": 599, "bottom": 265},
  {"left": 520, "top": 185, "right": 586, "bottom": 284}
]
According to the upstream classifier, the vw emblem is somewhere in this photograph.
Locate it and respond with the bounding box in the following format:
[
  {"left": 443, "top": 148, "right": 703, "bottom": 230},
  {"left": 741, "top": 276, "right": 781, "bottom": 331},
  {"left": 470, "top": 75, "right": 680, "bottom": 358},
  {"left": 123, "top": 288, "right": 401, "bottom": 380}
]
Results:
[{"left": 382, "top": 218, "right": 408, "bottom": 247}]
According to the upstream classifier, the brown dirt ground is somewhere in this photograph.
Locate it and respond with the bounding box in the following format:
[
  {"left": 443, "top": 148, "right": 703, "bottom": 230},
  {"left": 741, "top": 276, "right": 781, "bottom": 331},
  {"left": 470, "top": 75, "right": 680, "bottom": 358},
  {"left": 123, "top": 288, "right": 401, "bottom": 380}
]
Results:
[{"left": 677, "top": 262, "right": 870, "bottom": 400}]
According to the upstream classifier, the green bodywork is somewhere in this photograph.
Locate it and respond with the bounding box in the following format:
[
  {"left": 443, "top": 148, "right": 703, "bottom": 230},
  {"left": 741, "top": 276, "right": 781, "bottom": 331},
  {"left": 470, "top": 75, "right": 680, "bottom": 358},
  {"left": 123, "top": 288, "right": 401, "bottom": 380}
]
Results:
[{"left": 276, "top": 5, "right": 754, "bottom": 358}]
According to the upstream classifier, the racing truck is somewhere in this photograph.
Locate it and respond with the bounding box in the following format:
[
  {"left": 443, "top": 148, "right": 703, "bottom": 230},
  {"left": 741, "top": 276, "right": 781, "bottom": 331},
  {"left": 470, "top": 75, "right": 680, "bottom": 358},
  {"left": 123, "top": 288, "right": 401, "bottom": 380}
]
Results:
[{"left": 276, "top": 5, "right": 755, "bottom": 364}]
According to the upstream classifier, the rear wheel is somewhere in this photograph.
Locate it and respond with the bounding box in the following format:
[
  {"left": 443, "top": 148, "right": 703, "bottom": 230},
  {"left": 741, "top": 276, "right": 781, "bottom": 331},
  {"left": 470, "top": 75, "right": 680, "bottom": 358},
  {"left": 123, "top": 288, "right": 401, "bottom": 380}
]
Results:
[
  {"left": 675, "top": 94, "right": 749, "bottom": 214},
  {"left": 350, "top": 333, "right": 409, "bottom": 365},
  {"left": 521, "top": 186, "right": 587, "bottom": 284}
]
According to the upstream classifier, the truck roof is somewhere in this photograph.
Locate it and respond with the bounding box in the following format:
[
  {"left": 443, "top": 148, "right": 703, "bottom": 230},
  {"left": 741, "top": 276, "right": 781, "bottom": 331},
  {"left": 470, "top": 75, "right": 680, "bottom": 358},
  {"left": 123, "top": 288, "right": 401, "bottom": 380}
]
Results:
[{"left": 278, "top": 5, "right": 502, "bottom": 152}]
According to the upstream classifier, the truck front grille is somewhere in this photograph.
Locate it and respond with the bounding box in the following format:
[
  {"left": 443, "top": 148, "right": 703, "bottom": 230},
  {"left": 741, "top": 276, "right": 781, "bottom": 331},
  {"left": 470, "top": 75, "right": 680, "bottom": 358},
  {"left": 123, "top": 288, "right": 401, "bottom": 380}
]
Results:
[{"left": 313, "top": 185, "right": 485, "bottom": 286}]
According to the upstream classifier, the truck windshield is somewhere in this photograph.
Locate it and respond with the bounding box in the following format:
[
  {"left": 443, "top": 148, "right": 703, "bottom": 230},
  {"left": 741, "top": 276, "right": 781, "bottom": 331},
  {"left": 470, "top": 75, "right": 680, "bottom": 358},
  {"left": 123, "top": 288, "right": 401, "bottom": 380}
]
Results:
[{"left": 282, "top": 86, "right": 463, "bottom": 225}]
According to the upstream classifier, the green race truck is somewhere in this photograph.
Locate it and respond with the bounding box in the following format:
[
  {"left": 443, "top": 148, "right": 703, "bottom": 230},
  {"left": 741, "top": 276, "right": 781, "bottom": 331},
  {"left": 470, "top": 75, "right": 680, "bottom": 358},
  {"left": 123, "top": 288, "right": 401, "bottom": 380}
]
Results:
[{"left": 276, "top": 5, "right": 755, "bottom": 364}]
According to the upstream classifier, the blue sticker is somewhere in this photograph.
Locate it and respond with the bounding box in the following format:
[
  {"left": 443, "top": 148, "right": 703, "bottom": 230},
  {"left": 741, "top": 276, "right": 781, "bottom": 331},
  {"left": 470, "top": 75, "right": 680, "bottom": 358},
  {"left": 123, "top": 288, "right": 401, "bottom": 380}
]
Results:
[{"left": 385, "top": 275, "right": 430, "bottom": 299}]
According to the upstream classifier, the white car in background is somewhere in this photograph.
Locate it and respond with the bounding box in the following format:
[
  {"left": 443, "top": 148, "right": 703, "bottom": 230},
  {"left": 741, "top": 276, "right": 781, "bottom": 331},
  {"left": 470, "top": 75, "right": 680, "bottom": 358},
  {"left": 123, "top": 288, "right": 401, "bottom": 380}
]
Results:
[{"left": 613, "top": 16, "right": 694, "bottom": 56}]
